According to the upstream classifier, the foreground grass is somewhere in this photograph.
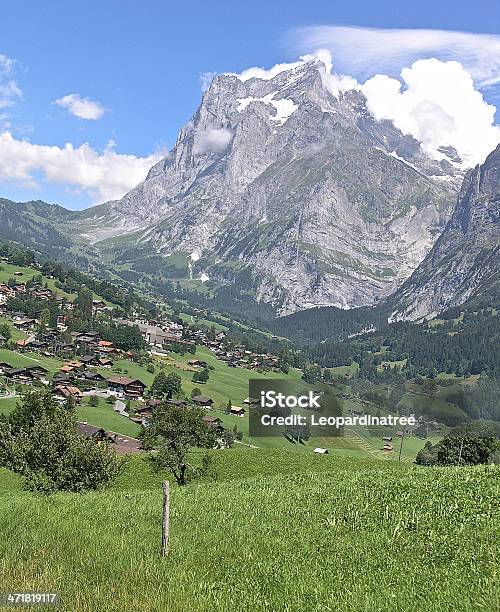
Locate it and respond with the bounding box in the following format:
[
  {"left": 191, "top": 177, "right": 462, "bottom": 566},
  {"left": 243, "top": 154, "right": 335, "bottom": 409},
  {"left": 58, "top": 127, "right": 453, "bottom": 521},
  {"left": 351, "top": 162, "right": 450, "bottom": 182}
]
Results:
[{"left": 0, "top": 451, "right": 498, "bottom": 611}]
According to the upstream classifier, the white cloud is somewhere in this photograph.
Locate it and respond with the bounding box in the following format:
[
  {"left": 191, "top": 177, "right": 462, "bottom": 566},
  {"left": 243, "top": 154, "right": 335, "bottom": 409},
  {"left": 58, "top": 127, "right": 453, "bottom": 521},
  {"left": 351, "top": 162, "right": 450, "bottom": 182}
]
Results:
[
  {"left": 293, "top": 26, "right": 500, "bottom": 87},
  {"left": 193, "top": 127, "right": 232, "bottom": 155},
  {"left": 0, "top": 54, "right": 22, "bottom": 111},
  {"left": 0, "top": 131, "right": 162, "bottom": 202},
  {"left": 54, "top": 93, "right": 106, "bottom": 120},
  {"left": 234, "top": 58, "right": 306, "bottom": 82},
  {"left": 230, "top": 50, "right": 356, "bottom": 96},
  {"left": 362, "top": 59, "right": 500, "bottom": 166}
]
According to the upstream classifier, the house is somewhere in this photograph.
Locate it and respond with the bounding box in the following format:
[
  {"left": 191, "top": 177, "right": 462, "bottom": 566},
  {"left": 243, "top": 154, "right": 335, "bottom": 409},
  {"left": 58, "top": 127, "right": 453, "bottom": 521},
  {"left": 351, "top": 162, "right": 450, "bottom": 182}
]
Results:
[
  {"left": 187, "top": 359, "right": 208, "bottom": 368},
  {"left": 230, "top": 406, "right": 245, "bottom": 417},
  {"left": 98, "top": 357, "right": 113, "bottom": 367},
  {"left": 203, "top": 415, "right": 223, "bottom": 431},
  {"left": 107, "top": 376, "right": 146, "bottom": 398},
  {"left": 192, "top": 395, "right": 214, "bottom": 407},
  {"left": 80, "top": 355, "right": 99, "bottom": 366},
  {"left": 77, "top": 370, "right": 106, "bottom": 384},
  {"left": 52, "top": 372, "right": 75, "bottom": 385},
  {"left": 53, "top": 385, "right": 83, "bottom": 403},
  {"left": 0, "top": 361, "right": 13, "bottom": 374},
  {"left": 4, "top": 367, "right": 38, "bottom": 383},
  {"left": 15, "top": 338, "right": 32, "bottom": 349},
  {"left": 98, "top": 340, "right": 114, "bottom": 349},
  {"left": 25, "top": 364, "right": 49, "bottom": 377},
  {"left": 76, "top": 422, "right": 116, "bottom": 443},
  {"left": 13, "top": 318, "right": 36, "bottom": 330},
  {"left": 314, "top": 448, "right": 329, "bottom": 455}
]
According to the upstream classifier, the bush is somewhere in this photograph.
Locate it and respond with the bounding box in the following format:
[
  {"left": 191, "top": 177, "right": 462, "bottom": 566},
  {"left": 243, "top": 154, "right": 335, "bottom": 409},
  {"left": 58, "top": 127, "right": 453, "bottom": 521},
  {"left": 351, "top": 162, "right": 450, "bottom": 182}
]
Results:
[{"left": 0, "top": 390, "right": 120, "bottom": 493}]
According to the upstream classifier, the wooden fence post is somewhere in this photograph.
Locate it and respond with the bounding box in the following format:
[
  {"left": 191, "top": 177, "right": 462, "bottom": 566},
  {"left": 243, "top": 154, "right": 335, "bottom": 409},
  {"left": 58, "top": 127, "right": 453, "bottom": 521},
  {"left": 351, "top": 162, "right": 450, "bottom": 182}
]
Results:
[{"left": 161, "top": 480, "right": 170, "bottom": 557}]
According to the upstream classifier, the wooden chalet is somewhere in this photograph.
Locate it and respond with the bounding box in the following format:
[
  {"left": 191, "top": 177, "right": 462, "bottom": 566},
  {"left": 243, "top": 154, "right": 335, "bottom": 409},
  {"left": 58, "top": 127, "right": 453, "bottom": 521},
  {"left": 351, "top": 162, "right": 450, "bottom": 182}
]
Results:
[{"left": 107, "top": 376, "right": 146, "bottom": 398}]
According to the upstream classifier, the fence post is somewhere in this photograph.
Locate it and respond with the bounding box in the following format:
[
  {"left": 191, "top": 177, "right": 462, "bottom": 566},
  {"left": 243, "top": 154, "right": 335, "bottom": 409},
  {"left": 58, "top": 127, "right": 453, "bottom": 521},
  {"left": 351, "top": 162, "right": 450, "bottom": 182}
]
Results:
[{"left": 161, "top": 480, "right": 170, "bottom": 557}]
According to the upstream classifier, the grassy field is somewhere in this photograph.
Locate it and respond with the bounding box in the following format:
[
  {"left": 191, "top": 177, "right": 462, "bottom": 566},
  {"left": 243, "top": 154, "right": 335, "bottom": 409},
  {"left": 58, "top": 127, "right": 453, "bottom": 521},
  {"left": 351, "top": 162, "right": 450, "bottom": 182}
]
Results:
[
  {"left": 0, "top": 450, "right": 498, "bottom": 611},
  {"left": 76, "top": 397, "right": 141, "bottom": 438}
]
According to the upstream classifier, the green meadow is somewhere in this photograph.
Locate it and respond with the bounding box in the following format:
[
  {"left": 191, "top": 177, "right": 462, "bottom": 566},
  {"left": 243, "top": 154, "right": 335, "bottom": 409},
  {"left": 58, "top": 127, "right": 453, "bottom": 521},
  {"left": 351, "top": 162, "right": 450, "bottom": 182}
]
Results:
[{"left": 0, "top": 450, "right": 498, "bottom": 611}]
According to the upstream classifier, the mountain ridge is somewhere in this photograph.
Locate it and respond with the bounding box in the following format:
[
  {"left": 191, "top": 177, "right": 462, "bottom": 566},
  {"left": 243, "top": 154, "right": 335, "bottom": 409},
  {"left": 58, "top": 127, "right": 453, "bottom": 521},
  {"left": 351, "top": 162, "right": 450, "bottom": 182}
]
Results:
[{"left": 63, "top": 57, "right": 461, "bottom": 314}]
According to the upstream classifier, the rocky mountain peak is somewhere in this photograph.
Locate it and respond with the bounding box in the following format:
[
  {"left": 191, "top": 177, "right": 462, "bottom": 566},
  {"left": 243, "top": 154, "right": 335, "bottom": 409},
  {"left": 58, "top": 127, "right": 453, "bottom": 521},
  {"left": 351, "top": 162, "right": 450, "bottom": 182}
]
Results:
[{"left": 73, "top": 57, "right": 466, "bottom": 315}]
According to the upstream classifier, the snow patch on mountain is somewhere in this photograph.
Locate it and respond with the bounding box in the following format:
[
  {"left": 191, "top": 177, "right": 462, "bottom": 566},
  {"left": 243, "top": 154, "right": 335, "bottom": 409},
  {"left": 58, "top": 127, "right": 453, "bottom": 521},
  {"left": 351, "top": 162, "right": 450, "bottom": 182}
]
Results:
[{"left": 237, "top": 94, "right": 298, "bottom": 125}]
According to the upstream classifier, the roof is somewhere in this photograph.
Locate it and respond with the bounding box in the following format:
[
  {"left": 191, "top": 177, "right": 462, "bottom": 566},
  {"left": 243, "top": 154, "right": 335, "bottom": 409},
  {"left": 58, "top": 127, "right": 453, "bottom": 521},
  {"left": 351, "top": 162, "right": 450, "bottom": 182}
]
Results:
[
  {"left": 193, "top": 395, "right": 213, "bottom": 403},
  {"left": 314, "top": 448, "right": 329, "bottom": 454},
  {"left": 98, "top": 340, "right": 114, "bottom": 347},
  {"left": 107, "top": 376, "right": 145, "bottom": 387}
]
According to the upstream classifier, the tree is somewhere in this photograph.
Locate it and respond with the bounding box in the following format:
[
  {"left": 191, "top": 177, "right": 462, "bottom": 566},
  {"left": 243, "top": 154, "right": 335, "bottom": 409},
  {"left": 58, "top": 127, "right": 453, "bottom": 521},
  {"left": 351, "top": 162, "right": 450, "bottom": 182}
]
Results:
[
  {"left": 39, "top": 308, "right": 51, "bottom": 330},
  {"left": 192, "top": 368, "right": 209, "bottom": 384},
  {"left": 0, "top": 390, "right": 119, "bottom": 493},
  {"left": 415, "top": 422, "right": 500, "bottom": 467},
  {"left": 225, "top": 398, "right": 232, "bottom": 414},
  {"left": 191, "top": 387, "right": 201, "bottom": 399},
  {"left": 74, "top": 287, "right": 94, "bottom": 321},
  {"left": 150, "top": 371, "right": 182, "bottom": 400},
  {"left": 284, "top": 423, "right": 310, "bottom": 445},
  {"left": 437, "top": 434, "right": 499, "bottom": 466},
  {"left": 89, "top": 395, "right": 99, "bottom": 407},
  {"left": 0, "top": 323, "right": 11, "bottom": 344},
  {"left": 141, "top": 404, "right": 216, "bottom": 485},
  {"left": 416, "top": 441, "right": 438, "bottom": 466}
]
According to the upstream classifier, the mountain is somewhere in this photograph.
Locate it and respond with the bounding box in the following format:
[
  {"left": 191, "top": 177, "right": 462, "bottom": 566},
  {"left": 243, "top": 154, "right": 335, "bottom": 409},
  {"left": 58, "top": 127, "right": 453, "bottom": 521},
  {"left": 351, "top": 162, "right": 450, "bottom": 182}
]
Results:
[
  {"left": 0, "top": 199, "right": 73, "bottom": 256},
  {"left": 390, "top": 144, "right": 500, "bottom": 320},
  {"left": 71, "top": 57, "right": 461, "bottom": 315}
]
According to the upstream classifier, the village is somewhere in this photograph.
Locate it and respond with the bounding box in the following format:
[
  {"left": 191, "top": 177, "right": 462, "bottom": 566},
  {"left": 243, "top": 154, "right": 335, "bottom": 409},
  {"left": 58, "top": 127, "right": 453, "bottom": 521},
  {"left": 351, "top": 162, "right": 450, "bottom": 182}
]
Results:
[{"left": 0, "top": 264, "right": 293, "bottom": 453}]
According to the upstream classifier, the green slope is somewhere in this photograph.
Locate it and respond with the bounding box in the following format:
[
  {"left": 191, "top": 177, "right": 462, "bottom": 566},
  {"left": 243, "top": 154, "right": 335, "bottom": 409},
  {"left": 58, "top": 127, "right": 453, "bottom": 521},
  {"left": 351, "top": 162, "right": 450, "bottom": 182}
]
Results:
[{"left": 0, "top": 451, "right": 498, "bottom": 611}]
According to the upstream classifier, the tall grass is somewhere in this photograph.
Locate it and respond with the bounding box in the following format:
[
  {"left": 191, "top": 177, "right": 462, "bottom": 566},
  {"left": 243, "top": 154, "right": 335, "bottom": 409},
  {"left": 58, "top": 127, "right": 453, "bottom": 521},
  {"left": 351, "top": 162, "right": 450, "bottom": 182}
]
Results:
[{"left": 0, "top": 451, "right": 498, "bottom": 611}]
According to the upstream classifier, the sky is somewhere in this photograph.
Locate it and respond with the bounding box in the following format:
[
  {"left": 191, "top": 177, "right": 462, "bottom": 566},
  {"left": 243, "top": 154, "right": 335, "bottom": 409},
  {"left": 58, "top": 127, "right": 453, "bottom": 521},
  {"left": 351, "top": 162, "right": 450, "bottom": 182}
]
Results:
[{"left": 1, "top": 0, "right": 499, "bottom": 209}]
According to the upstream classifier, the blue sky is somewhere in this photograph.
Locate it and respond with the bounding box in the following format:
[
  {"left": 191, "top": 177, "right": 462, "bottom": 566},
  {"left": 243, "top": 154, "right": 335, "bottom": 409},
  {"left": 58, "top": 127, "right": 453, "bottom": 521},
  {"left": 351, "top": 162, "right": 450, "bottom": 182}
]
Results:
[{"left": 1, "top": 0, "right": 499, "bottom": 209}]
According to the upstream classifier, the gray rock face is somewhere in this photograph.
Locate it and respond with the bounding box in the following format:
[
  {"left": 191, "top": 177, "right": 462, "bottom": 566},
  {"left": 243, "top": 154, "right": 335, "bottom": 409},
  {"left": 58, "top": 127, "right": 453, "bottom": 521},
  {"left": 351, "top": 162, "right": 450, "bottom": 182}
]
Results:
[
  {"left": 391, "top": 144, "right": 500, "bottom": 320},
  {"left": 76, "top": 58, "right": 461, "bottom": 314}
]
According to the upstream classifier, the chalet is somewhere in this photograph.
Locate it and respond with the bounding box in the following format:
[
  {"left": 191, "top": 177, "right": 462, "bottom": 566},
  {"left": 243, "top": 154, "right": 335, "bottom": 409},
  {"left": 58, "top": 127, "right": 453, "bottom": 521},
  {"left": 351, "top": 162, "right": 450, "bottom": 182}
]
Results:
[
  {"left": 80, "top": 355, "right": 99, "bottom": 366},
  {"left": 98, "top": 340, "right": 114, "bottom": 349},
  {"left": 65, "top": 360, "right": 84, "bottom": 370},
  {"left": 203, "top": 415, "right": 223, "bottom": 431},
  {"left": 314, "top": 448, "right": 329, "bottom": 455},
  {"left": 77, "top": 370, "right": 106, "bottom": 383},
  {"left": 27, "top": 340, "right": 47, "bottom": 351},
  {"left": 74, "top": 335, "right": 97, "bottom": 347},
  {"left": 76, "top": 422, "right": 116, "bottom": 443},
  {"left": 4, "top": 367, "right": 38, "bottom": 383},
  {"left": 192, "top": 395, "right": 214, "bottom": 407},
  {"left": 0, "top": 361, "right": 12, "bottom": 374},
  {"left": 92, "top": 299, "right": 108, "bottom": 313},
  {"left": 107, "top": 376, "right": 146, "bottom": 398},
  {"left": 14, "top": 339, "right": 32, "bottom": 350},
  {"left": 187, "top": 359, "right": 208, "bottom": 368},
  {"left": 53, "top": 385, "right": 83, "bottom": 403},
  {"left": 52, "top": 372, "right": 75, "bottom": 385},
  {"left": 230, "top": 405, "right": 245, "bottom": 417},
  {"left": 13, "top": 318, "right": 36, "bottom": 330},
  {"left": 25, "top": 364, "right": 49, "bottom": 377},
  {"left": 98, "top": 357, "right": 113, "bottom": 367}
]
